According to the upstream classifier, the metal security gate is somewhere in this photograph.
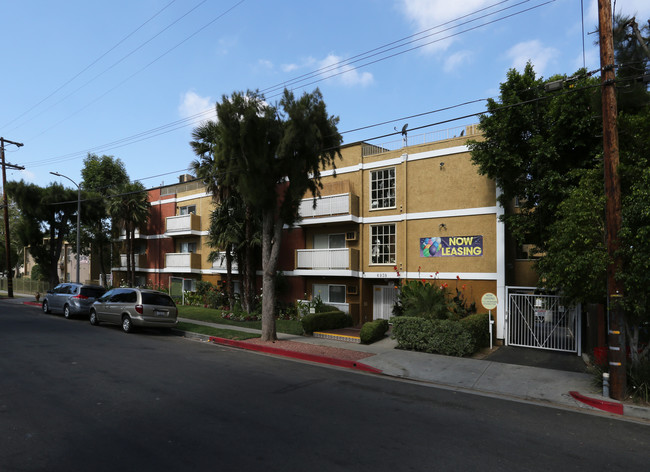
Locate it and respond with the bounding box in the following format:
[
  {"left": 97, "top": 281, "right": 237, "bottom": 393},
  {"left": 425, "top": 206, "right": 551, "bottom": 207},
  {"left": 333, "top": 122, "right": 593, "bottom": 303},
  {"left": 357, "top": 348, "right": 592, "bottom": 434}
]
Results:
[
  {"left": 373, "top": 285, "right": 398, "bottom": 320},
  {"left": 506, "top": 289, "right": 581, "bottom": 355}
]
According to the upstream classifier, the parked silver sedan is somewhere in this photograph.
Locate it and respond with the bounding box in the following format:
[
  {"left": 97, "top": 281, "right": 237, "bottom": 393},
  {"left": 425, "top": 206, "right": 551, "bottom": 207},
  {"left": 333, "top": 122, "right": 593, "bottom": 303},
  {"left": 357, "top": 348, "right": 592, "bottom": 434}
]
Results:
[
  {"left": 89, "top": 288, "right": 178, "bottom": 333},
  {"left": 42, "top": 283, "right": 107, "bottom": 319}
]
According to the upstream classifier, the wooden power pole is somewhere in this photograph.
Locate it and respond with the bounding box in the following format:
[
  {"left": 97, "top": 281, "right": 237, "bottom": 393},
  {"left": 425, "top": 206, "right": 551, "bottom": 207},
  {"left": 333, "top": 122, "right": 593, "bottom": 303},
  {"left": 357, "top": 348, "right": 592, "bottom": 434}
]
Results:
[
  {"left": 598, "top": 0, "right": 626, "bottom": 400},
  {"left": 1, "top": 137, "right": 24, "bottom": 298}
]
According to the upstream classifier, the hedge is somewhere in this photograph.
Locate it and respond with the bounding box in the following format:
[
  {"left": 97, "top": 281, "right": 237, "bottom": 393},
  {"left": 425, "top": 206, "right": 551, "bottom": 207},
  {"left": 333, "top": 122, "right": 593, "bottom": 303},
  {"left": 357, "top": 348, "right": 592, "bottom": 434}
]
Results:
[
  {"left": 459, "top": 313, "right": 490, "bottom": 349},
  {"left": 391, "top": 316, "right": 486, "bottom": 357},
  {"left": 301, "top": 311, "right": 353, "bottom": 334},
  {"left": 360, "top": 319, "right": 389, "bottom": 344}
]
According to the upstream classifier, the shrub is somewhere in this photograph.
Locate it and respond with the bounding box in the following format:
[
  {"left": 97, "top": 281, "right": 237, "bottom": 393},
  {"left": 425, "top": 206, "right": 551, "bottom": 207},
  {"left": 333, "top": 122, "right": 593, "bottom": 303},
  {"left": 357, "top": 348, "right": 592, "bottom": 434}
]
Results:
[
  {"left": 360, "top": 319, "right": 389, "bottom": 344},
  {"left": 394, "top": 280, "right": 450, "bottom": 319},
  {"left": 301, "top": 311, "right": 353, "bottom": 334},
  {"left": 391, "top": 316, "right": 476, "bottom": 357},
  {"left": 459, "top": 313, "right": 490, "bottom": 348}
]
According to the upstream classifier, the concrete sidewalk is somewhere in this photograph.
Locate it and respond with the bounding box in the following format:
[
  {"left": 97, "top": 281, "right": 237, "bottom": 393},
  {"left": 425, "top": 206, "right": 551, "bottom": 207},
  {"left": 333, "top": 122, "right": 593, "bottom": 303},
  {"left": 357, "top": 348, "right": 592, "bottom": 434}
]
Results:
[
  {"left": 4, "top": 293, "right": 649, "bottom": 422},
  {"left": 178, "top": 317, "right": 650, "bottom": 422}
]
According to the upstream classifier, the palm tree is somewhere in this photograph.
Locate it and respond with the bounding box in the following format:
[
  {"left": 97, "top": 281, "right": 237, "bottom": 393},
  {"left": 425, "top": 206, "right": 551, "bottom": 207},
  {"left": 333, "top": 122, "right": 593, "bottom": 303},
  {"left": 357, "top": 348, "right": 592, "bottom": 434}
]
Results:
[{"left": 109, "top": 182, "right": 150, "bottom": 287}]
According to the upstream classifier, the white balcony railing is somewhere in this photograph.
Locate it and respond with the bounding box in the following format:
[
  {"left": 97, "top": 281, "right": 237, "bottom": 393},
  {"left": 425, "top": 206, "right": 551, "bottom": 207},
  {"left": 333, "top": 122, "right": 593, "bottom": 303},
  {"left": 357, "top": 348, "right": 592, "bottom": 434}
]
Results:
[
  {"left": 165, "top": 252, "right": 200, "bottom": 270},
  {"left": 299, "top": 193, "right": 351, "bottom": 218},
  {"left": 296, "top": 248, "right": 358, "bottom": 270},
  {"left": 119, "top": 254, "right": 146, "bottom": 268},
  {"left": 166, "top": 214, "right": 200, "bottom": 233}
]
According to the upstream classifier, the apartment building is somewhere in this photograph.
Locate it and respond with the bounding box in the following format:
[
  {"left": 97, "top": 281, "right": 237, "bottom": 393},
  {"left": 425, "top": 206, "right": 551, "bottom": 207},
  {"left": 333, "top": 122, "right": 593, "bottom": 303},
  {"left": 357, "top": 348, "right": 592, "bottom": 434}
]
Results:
[
  {"left": 292, "top": 124, "right": 524, "bottom": 340},
  {"left": 112, "top": 124, "right": 535, "bottom": 342}
]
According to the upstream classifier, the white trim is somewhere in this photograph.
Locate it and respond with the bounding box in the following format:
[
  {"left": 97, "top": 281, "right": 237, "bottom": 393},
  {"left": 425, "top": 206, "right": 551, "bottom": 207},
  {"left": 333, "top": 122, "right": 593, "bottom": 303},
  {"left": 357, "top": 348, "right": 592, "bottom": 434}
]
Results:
[
  {"left": 496, "top": 186, "right": 506, "bottom": 339},
  {"left": 150, "top": 191, "right": 211, "bottom": 206},
  {"left": 298, "top": 206, "right": 498, "bottom": 226}
]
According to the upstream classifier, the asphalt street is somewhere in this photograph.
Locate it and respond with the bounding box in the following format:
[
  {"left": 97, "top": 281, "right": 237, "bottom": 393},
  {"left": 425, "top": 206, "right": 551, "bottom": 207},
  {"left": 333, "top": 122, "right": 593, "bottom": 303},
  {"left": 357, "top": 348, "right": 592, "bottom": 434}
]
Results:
[{"left": 1, "top": 300, "right": 648, "bottom": 471}]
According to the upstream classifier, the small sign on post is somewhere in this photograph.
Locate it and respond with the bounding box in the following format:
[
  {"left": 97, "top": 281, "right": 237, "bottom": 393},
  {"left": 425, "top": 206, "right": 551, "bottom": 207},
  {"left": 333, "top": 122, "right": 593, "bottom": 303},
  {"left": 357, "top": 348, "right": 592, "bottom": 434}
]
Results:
[{"left": 481, "top": 293, "right": 498, "bottom": 349}]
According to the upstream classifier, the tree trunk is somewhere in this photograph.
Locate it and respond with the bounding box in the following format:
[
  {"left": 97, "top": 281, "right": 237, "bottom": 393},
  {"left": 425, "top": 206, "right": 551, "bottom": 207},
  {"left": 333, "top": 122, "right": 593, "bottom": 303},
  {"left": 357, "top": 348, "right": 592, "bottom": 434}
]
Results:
[
  {"left": 243, "top": 204, "right": 254, "bottom": 313},
  {"left": 130, "top": 228, "right": 136, "bottom": 287},
  {"left": 225, "top": 249, "right": 234, "bottom": 310},
  {"left": 125, "top": 228, "right": 132, "bottom": 287},
  {"left": 260, "top": 210, "right": 283, "bottom": 341}
]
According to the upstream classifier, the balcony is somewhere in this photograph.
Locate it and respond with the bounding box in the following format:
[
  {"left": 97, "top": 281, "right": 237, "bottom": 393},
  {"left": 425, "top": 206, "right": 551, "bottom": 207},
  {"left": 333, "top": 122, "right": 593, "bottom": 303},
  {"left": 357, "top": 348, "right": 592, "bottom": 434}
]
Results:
[
  {"left": 211, "top": 252, "right": 239, "bottom": 272},
  {"left": 165, "top": 214, "right": 201, "bottom": 235},
  {"left": 118, "top": 254, "right": 147, "bottom": 269},
  {"left": 165, "top": 252, "right": 201, "bottom": 272},
  {"left": 295, "top": 248, "right": 359, "bottom": 271},
  {"left": 117, "top": 228, "right": 141, "bottom": 240},
  {"left": 298, "top": 193, "right": 359, "bottom": 224}
]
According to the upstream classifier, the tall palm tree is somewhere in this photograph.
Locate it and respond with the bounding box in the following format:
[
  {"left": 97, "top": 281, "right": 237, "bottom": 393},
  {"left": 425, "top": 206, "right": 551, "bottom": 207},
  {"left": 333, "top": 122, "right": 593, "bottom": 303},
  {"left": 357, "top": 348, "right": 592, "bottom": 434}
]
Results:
[{"left": 109, "top": 182, "right": 150, "bottom": 287}]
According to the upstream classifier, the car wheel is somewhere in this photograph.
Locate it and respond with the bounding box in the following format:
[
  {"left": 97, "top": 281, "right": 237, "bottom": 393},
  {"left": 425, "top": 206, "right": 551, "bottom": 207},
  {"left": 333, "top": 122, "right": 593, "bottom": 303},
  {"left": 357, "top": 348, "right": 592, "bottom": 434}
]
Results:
[
  {"left": 122, "top": 315, "right": 133, "bottom": 333},
  {"left": 63, "top": 305, "right": 71, "bottom": 319},
  {"left": 42, "top": 300, "right": 50, "bottom": 314},
  {"left": 89, "top": 310, "right": 99, "bottom": 326}
]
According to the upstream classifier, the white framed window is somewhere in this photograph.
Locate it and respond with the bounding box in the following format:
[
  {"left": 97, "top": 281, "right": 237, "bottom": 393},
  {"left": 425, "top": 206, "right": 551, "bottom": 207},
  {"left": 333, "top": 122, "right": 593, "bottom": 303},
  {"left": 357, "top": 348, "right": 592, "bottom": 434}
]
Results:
[
  {"left": 313, "top": 233, "right": 346, "bottom": 249},
  {"left": 180, "top": 242, "right": 197, "bottom": 253},
  {"left": 312, "top": 284, "right": 346, "bottom": 304},
  {"left": 370, "top": 167, "right": 396, "bottom": 210},
  {"left": 371, "top": 224, "right": 396, "bottom": 265},
  {"left": 179, "top": 205, "right": 196, "bottom": 215}
]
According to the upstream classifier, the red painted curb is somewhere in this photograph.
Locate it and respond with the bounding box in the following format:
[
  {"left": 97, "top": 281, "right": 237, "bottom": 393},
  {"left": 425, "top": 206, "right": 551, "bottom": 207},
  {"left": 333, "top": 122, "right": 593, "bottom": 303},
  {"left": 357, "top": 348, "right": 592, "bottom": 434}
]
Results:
[
  {"left": 209, "top": 336, "right": 382, "bottom": 374},
  {"left": 23, "top": 301, "right": 42, "bottom": 306},
  {"left": 569, "top": 391, "right": 624, "bottom": 415}
]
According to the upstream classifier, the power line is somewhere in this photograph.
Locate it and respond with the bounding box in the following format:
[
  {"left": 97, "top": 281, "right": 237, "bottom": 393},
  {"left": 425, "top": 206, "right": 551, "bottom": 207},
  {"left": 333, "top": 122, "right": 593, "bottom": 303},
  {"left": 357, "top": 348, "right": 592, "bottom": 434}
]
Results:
[
  {"left": 22, "top": 0, "right": 246, "bottom": 142},
  {"left": 3, "top": 0, "right": 180, "bottom": 131}
]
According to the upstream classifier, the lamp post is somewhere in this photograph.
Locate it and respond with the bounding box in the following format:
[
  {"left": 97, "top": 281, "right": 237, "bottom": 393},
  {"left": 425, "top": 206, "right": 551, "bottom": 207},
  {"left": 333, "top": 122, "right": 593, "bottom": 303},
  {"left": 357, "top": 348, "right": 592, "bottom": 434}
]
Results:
[{"left": 50, "top": 172, "right": 81, "bottom": 284}]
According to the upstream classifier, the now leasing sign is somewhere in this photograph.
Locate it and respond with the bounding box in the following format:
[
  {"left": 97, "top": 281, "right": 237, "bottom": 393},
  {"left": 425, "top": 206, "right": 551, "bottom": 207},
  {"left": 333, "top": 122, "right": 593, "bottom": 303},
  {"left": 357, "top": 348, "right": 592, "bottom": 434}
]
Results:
[{"left": 420, "top": 236, "right": 483, "bottom": 257}]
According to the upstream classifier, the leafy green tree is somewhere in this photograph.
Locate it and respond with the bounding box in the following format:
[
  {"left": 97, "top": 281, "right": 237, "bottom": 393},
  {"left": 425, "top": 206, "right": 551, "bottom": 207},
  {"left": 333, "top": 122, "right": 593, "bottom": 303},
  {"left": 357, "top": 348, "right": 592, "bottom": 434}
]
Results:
[
  {"left": 206, "top": 89, "right": 342, "bottom": 341},
  {"left": 468, "top": 63, "right": 601, "bottom": 249},
  {"left": 535, "top": 168, "right": 608, "bottom": 303},
  {"left": 190, "top": 121, "right": 260, "bottom": 312},
  {"left": 7, "top": 181, "right": 78, "bottom": 287},
  {"left": 80, "top": 153, "right": 129, "bottom": 283},
  {"left": 108, "top": 182, "right": 150, "bottom": 287}
]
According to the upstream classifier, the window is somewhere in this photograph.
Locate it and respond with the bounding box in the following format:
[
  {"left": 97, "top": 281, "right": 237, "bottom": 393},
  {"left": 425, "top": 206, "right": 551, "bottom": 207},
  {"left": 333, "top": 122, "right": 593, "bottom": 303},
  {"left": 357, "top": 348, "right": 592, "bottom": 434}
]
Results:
[
  {"left": 312, "top": 284, "right": 346, "bottom": 304},
  {"left": 180, "top": 242, "right": 197, "bottom": 253},
  {"left": 370, "top": 167, "right": 396, "bottom": 209},
  {"left": 371, "top": 224, "right": 396, "bottom": 264},
  {"left": 313, "top": 233, "right": 346, "bottom": 249},
  {"left": 179, "top": 205, "right": 196, "bottom": 215}
]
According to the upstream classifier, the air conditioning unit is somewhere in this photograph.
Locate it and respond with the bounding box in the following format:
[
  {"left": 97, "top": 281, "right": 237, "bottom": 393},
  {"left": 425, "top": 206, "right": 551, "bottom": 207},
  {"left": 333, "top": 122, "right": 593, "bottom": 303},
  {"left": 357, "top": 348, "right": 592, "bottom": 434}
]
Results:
[
  {"left": 345, "top": 231, "right": 358, "bottom": 241},
  {"left": 346, "top": 285, "right": 358, "bottom": 295}
]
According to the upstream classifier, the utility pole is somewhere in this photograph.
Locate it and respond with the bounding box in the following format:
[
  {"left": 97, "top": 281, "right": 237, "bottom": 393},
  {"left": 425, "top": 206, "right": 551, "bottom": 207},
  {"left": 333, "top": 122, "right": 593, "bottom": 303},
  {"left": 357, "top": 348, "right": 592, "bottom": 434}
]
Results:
[
  {"left": 1, "top": 137, "right": 24, "bottom": 298},
  {"left": 598, "top": 0, "right": 626, "bottom": 400}
]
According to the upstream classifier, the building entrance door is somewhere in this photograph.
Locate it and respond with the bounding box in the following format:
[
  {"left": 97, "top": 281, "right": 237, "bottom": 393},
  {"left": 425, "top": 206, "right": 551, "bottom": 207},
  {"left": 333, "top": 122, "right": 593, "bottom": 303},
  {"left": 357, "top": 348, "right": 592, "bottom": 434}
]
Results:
[{"left": 373, "top": 285, "right": 398, "bottom": 320}]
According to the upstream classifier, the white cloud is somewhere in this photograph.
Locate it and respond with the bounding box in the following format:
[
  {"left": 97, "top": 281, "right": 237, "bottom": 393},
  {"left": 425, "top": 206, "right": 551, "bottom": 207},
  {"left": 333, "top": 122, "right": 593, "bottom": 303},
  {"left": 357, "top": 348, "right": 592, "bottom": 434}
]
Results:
[
  {"left": 506, "top": 40, "right": 558, "bottom": 76},
  {"left": 178, "top": 90, "right": 213, "bottom": 119},
  {"left": 443, "top": 50, "right": 472, "bottom": 73},
  {"left": 281, "top": 55, "right": 373, "bottom": 87},
  {"left": 399, "top": 0, "right": 497, "bottom": 53},
  {"left": 318, "top": 54, "right": 374, "bottom": 87},
  {"left": 258, "top": 59, "right": 273, "bottom": 69}
]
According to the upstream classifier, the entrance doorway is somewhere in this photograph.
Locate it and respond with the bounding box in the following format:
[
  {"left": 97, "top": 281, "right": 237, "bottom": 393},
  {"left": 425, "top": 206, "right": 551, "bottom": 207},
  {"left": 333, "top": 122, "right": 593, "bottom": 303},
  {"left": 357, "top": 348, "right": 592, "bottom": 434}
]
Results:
[{"left": 373, "top": 285, "right": 398, "bottom": 320}]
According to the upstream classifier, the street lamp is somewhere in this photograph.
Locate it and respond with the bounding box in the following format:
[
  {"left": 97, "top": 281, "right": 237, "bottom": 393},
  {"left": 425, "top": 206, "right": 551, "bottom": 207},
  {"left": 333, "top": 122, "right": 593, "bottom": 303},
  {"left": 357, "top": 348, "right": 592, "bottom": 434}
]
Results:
[{"left": 50, "top": 172, "right": 81, "bottom": 284}]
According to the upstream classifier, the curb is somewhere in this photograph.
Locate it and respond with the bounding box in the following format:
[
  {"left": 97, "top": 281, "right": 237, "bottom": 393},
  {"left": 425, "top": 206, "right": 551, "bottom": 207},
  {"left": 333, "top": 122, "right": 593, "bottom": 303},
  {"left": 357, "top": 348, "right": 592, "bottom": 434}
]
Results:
[
  {"left": 569, "top": 391, "right": 650, "bottom": 420},
  {"left": 23, "top": 301, "right": 41, "bottom": 307},
  {"left": 569, "top": 391, "right": 624, "bottom": 415},
  {"left": 208, "top": 336, "right": 383, "bottom": 374}
]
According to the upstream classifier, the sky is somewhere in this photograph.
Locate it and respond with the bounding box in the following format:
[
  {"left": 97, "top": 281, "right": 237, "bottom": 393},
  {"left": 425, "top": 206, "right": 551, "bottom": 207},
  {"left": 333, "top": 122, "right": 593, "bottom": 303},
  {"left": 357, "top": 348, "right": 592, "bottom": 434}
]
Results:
[{"left": 1, "top": 0, "right": 649, "bottom": 190}]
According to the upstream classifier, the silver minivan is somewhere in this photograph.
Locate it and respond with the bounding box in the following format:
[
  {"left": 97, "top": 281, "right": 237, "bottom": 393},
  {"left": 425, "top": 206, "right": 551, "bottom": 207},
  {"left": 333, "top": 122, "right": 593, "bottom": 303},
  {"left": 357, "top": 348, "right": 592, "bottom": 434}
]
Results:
[
  {"left": 42, "top": 283, "right": 107, "bottom": 319},
  {"left": 90, "top": 288, "right": 178, "bottom": 333}
]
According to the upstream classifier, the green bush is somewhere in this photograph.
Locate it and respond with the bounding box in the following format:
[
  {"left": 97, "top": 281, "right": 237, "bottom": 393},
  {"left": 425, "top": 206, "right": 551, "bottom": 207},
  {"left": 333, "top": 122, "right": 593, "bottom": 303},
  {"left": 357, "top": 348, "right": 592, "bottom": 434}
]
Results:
[
  {"left": 391, "top": 316, "right": 476, "bottom": 357},
  {"left": 301, "top": 311, "right": 353, "bottom": 334},
  {"left": 459, "top": 313, "right": 490, "bottom": 348},
  {"left": 360, "top": 319, "right": 389, "bottom": 344},
  {"left": 394, "top": 280, "right": 450, "bottom": 319}
]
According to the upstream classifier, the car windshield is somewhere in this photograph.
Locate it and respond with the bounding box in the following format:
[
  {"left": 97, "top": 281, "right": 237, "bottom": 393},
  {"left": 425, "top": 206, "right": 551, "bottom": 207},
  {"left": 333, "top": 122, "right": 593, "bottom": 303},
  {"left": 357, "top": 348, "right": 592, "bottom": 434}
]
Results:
[
  {"left": 141, "top": 292, "right": 175, "bottom": 307},
  {"left": 80, "top": 287, "right": 106, "bottom": 298}
]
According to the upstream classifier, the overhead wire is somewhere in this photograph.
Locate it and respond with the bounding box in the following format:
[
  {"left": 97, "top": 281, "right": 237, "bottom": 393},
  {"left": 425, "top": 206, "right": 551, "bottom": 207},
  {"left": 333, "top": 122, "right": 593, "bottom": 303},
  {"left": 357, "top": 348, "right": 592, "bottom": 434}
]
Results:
[{"left": 21, "top": 0, "right": 553, "bottom": 167}]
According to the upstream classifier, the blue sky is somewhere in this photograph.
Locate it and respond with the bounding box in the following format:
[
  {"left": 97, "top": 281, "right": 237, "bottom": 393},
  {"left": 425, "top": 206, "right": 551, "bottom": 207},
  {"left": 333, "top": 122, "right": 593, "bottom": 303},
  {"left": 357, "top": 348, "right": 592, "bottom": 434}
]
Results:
[{"left": 1, "top": 0, "right": 648, "bottom": 190}]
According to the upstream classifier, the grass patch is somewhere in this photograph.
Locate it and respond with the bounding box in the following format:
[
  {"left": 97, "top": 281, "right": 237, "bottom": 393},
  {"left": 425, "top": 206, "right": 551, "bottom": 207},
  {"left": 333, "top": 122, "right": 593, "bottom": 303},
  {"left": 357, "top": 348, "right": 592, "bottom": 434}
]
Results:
[
  {"left": 176, "top": 322, "right": 260, "bottom": 340},
  {"left": 177, "top": 305, "right": 304, "bottom": 335}
]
